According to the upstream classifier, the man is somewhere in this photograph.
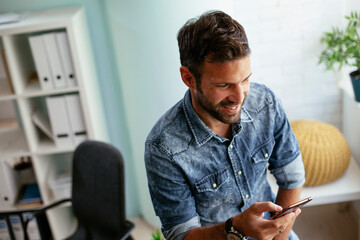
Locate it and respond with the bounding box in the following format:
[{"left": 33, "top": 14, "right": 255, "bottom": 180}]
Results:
[{"left": 145, "top": 10, "right": 305, "bottom": 240}]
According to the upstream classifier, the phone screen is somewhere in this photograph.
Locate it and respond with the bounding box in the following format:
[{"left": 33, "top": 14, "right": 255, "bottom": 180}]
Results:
[{"left": 269, "top": 197, "right": 313, "bottom": 220}]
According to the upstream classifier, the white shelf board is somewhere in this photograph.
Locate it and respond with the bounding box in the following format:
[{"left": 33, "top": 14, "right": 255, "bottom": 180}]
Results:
[
  {"left": 0, "top": 6, "right": 82, "bottom": 35},
  {"left": 34, "top": 138, "right": 75, "bottom": 155},
  {"left": 21, "top": 81, "right": 79, "bottom": 98},
  {"left": 268, "top": 157, "right": 360, "bottom": 206}
]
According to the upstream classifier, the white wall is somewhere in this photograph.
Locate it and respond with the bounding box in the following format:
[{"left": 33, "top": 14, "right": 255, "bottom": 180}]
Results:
[{"left": 105, "top": 0, "right": 358, "bottom": 225}]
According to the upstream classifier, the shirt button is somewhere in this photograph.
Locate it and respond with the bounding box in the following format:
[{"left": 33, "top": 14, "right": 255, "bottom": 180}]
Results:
[
  {"left": 265, "top": 153, "right": 269, "bottom": 158},
  {"left": 212, "top": 183, "right": 217, "bottom": 188},
  {"left": 237, "top": 171, "right": 242, "bottom": 175},
  {"left": 229, "top": 144, "right": 233, "bottom": 149},
  {"left": 245, "top": 194, "right": 249, "bottom": 199}
]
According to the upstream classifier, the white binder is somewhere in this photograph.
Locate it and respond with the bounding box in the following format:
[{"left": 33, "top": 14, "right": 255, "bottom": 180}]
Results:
[
  {"left": 46, "top": 96, "right": 74, "bottom": 146},
  {"left": 56, "top": 32, "right": 77, "bottom": 87},
  {"left": 28, "top": 35, "right": 54, "bottom": 90},
  {"left": 42, "top": 33, "right": 67, "bottom": 89},
  {"left": 9, "top": 215, "right": 24, "bottom": 240},
  {"left": 0, "top": 159, "right": 19, "bottom": 209},
  {"left": 22, "top": 212, "right": 41, "bottom": 240},
  {"left": 0, "top": 218, "right": 11, "bottom": 240},
  {"left": 65, "top": 94, "right": 87, "bottom": 145}
]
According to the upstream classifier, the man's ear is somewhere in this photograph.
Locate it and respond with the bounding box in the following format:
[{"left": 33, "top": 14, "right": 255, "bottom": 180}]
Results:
[{"left": 180, "top": 66, "right": 196, "bottom": 89}]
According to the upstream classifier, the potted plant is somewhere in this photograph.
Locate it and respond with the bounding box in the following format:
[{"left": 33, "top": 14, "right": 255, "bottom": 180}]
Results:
[
  {"left": 318, "top": 11, "right": 360, "bottom": 102},
  {"left": 151, "top": 229, "right": 165, "bottom": 240}
]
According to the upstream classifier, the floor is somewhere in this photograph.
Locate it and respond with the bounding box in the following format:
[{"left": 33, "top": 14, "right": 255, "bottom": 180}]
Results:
[{"left": 130, "top": 202, "right": 359, "bottom": 240}]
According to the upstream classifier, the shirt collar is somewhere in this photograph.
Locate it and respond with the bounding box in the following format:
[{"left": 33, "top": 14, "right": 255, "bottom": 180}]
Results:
[{"left": 183, "top": 90, "right": 253, "bottom": 146}]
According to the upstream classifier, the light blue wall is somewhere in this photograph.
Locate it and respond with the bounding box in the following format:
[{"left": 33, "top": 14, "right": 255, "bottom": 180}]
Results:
[{"left": 0, "top": 0, "right": 139, "bottom": 216}]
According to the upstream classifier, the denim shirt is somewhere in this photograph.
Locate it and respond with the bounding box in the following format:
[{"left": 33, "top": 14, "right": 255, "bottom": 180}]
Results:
[{"left": 145, "top": 82, "right": 305, "bottom": 240}]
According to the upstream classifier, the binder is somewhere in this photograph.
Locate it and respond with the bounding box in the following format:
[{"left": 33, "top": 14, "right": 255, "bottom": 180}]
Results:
[
  {"left": 46, "top": 95, "right": 74, "bottom": 146},
  {"left": 28, "top": 35, "right": 54, "bottom": 90},
  {"left": 0, "top": 218, "right": 11, "bottom": 240},
  {"left": 9, "top": 215, "right": 24, "bottom": 240},
  {"left": 22, "top": 212, "right": 41, "bottom": 240},
  {"left": 0, "top": 159, "right": 19, "bottom": 209},
  {"left": 42, "top": 33, "right": 66, "bottom": 89},
  {"left": 65, "top": 94, "right": 87, "bottom": 145},
  {"left": 55, "top": 32, "right": 77, "bottom": 87}
]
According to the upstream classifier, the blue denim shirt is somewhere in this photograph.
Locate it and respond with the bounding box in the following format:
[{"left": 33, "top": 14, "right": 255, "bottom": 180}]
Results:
[{"left": 145, "top": 82, "right": 305, "bottom": 240}]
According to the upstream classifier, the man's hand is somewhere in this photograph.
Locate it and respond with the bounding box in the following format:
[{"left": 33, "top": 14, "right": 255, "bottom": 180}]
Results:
[{"left": 233, "top": 202, "right": 301, "bottom": 240}]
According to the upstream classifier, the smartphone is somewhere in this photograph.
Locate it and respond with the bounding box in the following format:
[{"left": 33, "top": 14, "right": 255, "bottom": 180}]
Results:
[{"left": 269, "top": 197, "right": 313, "bottom": 220}]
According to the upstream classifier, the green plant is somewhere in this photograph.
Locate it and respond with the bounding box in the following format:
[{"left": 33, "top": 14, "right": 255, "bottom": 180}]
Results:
[
  {"left": 151, "top": 229, "right": 165, "bottom": 240},
  {"left": 318, "top": 11, "right": 360, "bottom": 71}
]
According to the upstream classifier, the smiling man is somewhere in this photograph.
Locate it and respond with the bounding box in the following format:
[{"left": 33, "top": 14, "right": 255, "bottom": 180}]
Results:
[{"left": 145, "top": 11, "right": 305, "bottom": 240}]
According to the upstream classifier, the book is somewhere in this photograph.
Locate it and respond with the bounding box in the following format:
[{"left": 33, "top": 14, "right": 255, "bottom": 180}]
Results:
[{"left": 16, "top": 183, "right": 42, "bottom": 208}]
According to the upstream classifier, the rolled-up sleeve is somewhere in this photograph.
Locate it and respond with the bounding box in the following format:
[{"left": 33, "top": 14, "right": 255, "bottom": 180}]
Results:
[
  {"left": 269, "top": 153, "right": 305, "bottom": 189},
  {"left": 163, "top": 216, "right": 201, "bottom": 240}
]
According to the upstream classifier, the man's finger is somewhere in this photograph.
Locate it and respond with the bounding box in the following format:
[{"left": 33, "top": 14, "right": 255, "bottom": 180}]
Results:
[{"left": 251, "top": 202, "right": 283, "bottom": 214}]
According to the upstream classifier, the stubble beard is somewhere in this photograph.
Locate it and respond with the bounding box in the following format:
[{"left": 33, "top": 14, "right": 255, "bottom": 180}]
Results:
[{"left": 195, "top": 90, "right": 245, "bottom": 124}]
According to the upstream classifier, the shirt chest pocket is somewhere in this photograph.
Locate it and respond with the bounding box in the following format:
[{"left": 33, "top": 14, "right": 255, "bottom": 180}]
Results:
[
  {"left": 194, "top": 168, "right": 235, "bottom": 208},
  {"left": 251, "top": 138, "right": 275, "bottom": 174}
]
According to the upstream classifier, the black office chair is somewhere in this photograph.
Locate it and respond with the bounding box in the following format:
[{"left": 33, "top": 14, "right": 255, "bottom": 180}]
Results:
[{"left": 24, "top": 140, "right": 134, "bottom": 240}]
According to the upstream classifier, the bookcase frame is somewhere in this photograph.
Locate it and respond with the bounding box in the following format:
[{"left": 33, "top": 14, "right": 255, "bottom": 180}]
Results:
[{"left": 0, "top": 6, "right": 108, "bottom": 239}]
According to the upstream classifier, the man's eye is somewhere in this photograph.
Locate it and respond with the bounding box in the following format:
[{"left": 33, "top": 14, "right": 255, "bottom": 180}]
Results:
[{"left": 217, "top": 84, "right": 228, "bottom": 88}]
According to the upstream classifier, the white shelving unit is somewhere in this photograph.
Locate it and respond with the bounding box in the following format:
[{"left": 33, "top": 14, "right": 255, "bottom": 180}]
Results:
[{"left": 0, "top": 6, "right": 108, "bottom": 239}]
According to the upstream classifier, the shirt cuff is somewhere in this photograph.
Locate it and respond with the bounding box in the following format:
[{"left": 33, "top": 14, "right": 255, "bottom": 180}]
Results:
[
  {"left": 269, "top": 154, "right": 305, "bottom": 189},
  {"left": 163, "top": 216, "right": 201, "bottom": 240}
]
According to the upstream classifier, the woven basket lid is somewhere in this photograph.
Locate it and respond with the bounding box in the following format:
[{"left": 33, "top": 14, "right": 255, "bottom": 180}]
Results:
[{"left": 290, "top": 120, "right": 351, "bottom": 186}]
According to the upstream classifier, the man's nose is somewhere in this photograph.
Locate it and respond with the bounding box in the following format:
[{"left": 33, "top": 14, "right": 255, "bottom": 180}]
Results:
[{"left": 229, "top": 84, "right": 245, "bottom": 103}]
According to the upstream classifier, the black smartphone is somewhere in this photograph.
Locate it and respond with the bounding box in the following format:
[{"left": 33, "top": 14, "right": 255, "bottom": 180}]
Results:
[{"left": 269, "top": 197, "right": 313, "bottom": 220}]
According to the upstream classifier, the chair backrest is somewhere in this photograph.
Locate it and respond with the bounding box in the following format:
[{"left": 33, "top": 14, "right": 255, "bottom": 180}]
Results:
[{"left": 71, "top": 140, "right": 126, "bottom": 238}]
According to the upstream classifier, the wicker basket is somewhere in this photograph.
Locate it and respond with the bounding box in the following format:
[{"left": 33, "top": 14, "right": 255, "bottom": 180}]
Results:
[{"left": 290, "top": 120, "right": 351, "bottom": 186}]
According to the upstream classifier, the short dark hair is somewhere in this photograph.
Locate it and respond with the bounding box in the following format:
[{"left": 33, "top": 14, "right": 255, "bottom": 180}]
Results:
[{"left": 177, "top": 10, "right": 251, "bottom": 82}]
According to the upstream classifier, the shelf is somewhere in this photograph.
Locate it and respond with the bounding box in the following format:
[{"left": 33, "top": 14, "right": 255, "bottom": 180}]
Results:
[
  {"left": 0, "top": 6, "right": 107, "bottom": 239},
  {"left": 0, "top": 7, "right": 82, "bottom": 35},
  {"left": 21, "top": 81, "right": 79, "bottom": 98},
  {"left": 0, "top": 127, "right": 30, "bottom": 157},
  {"left": 268, "top": 158, "right": 360, "bottom": 206},
  {"left": 34, "top": 138, "right": 75, "bottom": 155}
]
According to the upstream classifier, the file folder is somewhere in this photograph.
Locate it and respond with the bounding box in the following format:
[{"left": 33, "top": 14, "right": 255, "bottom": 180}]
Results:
[
  {"left": 46, "top": 95, "right": 74, "bottom": 146},
  {"left": 65, "top": 94, "right": 87, "bottom": 145},
  {"left": 0, "top": 218, "right": 11, "bottom": 240},
  {"left": 9, "top": 215, "right": 24, "bottom": 240},
  {"left": 22, "top": 212, "right": 41, "bottom": 240},
  {"left": 42, "top": 33, "right": 67, "bottom": 89},
  {"left": 56, "top": 32, "right": 77, "bottom": 87},
  {"left": 28, "top": 35, "right": 54, "bottom": 90},
  {"left": 0, "top": 159, "right": 19, "bottom": 209}
]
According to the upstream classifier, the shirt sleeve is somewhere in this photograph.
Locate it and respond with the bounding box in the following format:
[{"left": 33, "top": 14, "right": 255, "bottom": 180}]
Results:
[
  {"left": 269, "top": 153, "right": 305, "bottom": 189},
  {"left": 267, "top": 91, "right": 306, "bottom": 189},
  {"left": 145, "top": 141, "right": 201, "bottom": 239}
]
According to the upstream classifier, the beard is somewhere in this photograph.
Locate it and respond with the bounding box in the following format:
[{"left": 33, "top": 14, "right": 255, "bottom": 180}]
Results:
[{"left": 194, "top": 90, "right": 245, "bottom": 124}]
